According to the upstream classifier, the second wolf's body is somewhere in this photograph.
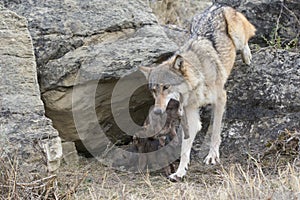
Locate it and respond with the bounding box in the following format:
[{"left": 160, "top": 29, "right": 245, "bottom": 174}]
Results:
[{"left": 140, "top": 4, "right": 256, "bottom": 180}]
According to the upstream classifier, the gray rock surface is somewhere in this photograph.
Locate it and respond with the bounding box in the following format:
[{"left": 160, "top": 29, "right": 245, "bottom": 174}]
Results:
[
  {"left": 194, "top": 48, "right": 300, "bottom": 161},
  {"left": 1, "top": 0, "right": 178, "bottom": 154},
  {"left": 62, "top": 141, "right": 79, "bottom": 165},
  {"left": 0, "top": 5, "right": 62, "bottom": 172},
  {"left": 225, "top": 48, "right": 300, "bottom": 140},
  {"left": 222, "top": 48, "right": 300, "bottom": 161}
]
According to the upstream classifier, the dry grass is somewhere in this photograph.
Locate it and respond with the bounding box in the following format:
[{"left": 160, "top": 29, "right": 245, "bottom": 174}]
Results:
[
  {"left": 0, "top": 154, "right": 56, "bottom": 199},
  {"left": 1, "top": 130, "right": 299, "bottom": 200},
  {"left": 147, "top": 0, "right": 212, "bottom": 28},
  {"left": 54, "top": 157, "right": 300, "bottom": 200}
]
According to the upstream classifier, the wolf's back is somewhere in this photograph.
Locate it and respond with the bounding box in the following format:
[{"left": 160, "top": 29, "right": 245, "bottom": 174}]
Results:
[
  {"left": 191, "top": 4, "right": 228, "bottom": 41},
  {"left": 190, "top": 4, "right": 256, "bottom": 73}
]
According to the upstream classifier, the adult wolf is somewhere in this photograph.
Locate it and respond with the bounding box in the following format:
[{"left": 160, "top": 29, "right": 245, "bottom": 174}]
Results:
[{"left": 140, "top": 4, "right": 255, "bottom": 180}]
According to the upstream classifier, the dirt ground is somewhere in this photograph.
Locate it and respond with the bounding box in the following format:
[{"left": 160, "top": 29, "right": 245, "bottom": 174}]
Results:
[
  {"left": 55, "top": 141, "right": 300, "bottom": 200},
  {"left": 1, "top": 130, "right": 299, "bottom": 200}
]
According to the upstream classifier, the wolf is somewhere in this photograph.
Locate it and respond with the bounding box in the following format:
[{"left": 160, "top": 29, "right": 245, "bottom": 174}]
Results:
[{"left": 139, "top": 4, "right": 256, "bottom": 180}]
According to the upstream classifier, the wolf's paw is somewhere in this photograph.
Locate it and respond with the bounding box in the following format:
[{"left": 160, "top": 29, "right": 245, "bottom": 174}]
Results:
[
  {"left": 242, "top": 44, "right": 252, "bottom": 65},
  {"left": 168, "top": 169, "right": 186, "bottom": 182},
  {"left": 204, "top": 149, "right": 220, "bottom": 165},
  {"left": 242, "top": 52, "right": 252, "bottom": 65}
]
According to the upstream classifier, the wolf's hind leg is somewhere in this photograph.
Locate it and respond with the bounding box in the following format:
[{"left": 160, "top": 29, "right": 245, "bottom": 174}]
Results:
[{"left": 241, "top": 43, "right": 252, "bottom": 65}]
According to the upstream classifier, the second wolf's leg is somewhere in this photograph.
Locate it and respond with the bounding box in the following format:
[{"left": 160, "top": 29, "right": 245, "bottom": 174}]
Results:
[
  {"left": 169, "top": 106, "right": 201, "bottom": 180},
  {"left": 204, "top": 90, "right": 226, "bottom": 165}
]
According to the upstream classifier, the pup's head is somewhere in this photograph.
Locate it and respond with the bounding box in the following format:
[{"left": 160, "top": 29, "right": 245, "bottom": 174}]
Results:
[{"left": 139, "top": 55, "right": 189, "bottom": 115}]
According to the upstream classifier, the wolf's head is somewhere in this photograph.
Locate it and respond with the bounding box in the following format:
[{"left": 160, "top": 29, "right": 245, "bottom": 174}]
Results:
[{"left": 139, "top": 55, "right": 190, "bottom": 115}]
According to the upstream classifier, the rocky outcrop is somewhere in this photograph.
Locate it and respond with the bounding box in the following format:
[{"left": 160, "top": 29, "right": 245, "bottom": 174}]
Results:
[
  {"left": 1, "top": 0, "right": 178, "bottom": 154},
  {"left": 220, "top": 48, "right": 300, "bottom": 160},
  {"left": 0, "top": 5, "right": 62, "bottom": 172},
  {"left": 1, "top": 0, "right": 299, "bottom": 166}
]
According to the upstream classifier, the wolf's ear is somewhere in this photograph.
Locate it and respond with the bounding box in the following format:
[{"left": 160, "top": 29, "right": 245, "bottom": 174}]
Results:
[
  {"left": 173, "top": 55, "right": 185, "bottom": 72},
  {"left": 139, "top": 66, "right": 152, "bottom": 79}
]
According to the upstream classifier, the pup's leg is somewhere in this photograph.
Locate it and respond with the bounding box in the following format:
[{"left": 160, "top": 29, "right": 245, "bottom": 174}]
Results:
[
  {"left": 204, "top": 90, "right": 226, "bottom": 165},
  {"left": 169, "top": 106, "right": 201, "bottom": 180}
]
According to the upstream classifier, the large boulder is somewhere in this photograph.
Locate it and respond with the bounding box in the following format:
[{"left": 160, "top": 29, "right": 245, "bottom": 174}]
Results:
[
  {"left": 222, "top": 48, "right": 299, "bottom": 159},
  {"left": 1, "top": 0, "right": 178, "bottom": 154},
  {"left": 0, "top": 5, "right": 62, "bottom": 172}
]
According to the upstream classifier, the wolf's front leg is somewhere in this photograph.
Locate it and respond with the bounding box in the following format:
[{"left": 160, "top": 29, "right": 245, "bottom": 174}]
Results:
[
  {"left": 204, "top": 90, "right": 226, "bottom": 165},
  {"left": 169, "top": 107, "right": 201, "bottom": 181}
]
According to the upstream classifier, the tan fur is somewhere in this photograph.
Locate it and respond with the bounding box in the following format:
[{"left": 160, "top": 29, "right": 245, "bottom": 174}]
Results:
[{"left": 224, "top": 7, "right": 256, "bottom": 65}]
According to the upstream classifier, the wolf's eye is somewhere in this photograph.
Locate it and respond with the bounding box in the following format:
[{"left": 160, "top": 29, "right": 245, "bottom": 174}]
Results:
[{"left": 163, "top": 85, "right": 170, "bottom": 90}]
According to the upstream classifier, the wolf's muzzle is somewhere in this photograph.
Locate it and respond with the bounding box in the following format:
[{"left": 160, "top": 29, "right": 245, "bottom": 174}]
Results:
[{"left": 153, "top": 108, "right": 164, "bottom": 115}]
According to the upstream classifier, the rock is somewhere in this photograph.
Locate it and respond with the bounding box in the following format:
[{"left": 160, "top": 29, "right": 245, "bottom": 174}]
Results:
[
  {"left": 62, "top": 142, "right": 79, "bottom": 165},
  {"left": 162, "top": 25, "right": 190, "bottom": 47},
  {"left": 148, "top": 0, "right": 212, "bottom": 47},
  {"left": 0, "top": 5, "right": 62, "bottom": 172},
  {"left": 194, "top": 48, "right": 300, "bottom": 162},
  {"left": 227, "top": 49, "right": 300, "bottom": 115},
  {"left": 1, "top": 0, "right": 178, "bottom": 154},
  {"left": 223, "top": 48, "right": 299, "bottom": 161},
  {"left": 41, "top": 137, "right": 63, "bottom": 172},
  {"left": 213, "top": 0, "right": 300, "bottom": 47}
]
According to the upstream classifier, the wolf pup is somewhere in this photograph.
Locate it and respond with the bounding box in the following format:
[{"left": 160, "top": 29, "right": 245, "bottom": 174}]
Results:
[
  {"left": 133, "top": 99, "right": 187, "bottom": 175},
  {"left": 145, "top": 98, "right": 189, "bottom": 141},
  {"left": 139, "top": 4, "right": 255, "bottom": 180}
]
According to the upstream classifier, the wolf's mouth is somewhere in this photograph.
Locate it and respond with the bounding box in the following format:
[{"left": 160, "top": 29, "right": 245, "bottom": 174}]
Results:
[{"left": 167, "top": 92, "right": 180, "bottom": 102}]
